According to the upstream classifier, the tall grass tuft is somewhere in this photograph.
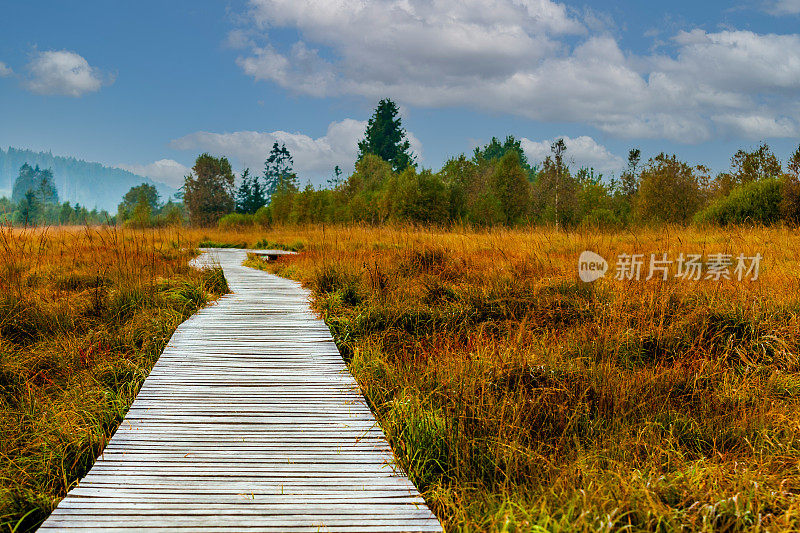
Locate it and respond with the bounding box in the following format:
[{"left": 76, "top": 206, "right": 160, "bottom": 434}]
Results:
[{"left": 0, "top": 225, "right": 227, "bottom": 532}]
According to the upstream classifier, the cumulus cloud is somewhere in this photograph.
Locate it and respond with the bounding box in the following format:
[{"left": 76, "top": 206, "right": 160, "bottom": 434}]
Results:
[
  {"left": 117, "top": 159, "right": 191, "bottom": 188},
  {"left": 26, "top": 50, "right": 109, "bottom": 96},
  {"left": 0, "top": 62, "right": 12, "bottom": 77},
  {"left": 767, "top": 0, "right": 800, "bottom": 15},
  {"left": 170, "top": 119, "right": 422, "bottom": 183},
  {"left": 232, "top": 0, "right": 800, "bottom": 143},
  {"left": 711, "top": 113, "right": 797, "bottom": 138},
  {"left": 520, "top": 136, "right": 625, "bottom": 174}
]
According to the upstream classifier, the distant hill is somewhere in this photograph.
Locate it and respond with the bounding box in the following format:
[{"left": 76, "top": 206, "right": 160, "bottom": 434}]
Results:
[{"left": 0, "top": 147, "right": 177, "bottom": 212}]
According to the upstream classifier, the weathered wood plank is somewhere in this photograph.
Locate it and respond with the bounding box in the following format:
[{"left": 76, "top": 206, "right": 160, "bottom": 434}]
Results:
[{"left": 39, "top": 248, "right": 441, "bottom": 532}]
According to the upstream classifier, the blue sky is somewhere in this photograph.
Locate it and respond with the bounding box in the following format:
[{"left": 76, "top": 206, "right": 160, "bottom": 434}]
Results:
[{"left": 1, "top": 0, "right": 799, "bottom": 189}]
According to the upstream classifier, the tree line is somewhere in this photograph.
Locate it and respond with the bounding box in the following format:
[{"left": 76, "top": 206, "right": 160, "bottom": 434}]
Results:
[
  {"left": 0, "top": 163, "right": 112, "bottom": 225},
  {"left": 3, "top": 97, "right": 800, "bottom": 229},
  {"left": 179, "top": 98, "right": 800, "bottom": 229},
  {"left": 0, "top": 164, "right": 183, "bottom": 227},
  {"left": 0, "top": 147, "right": 174, "bottom": 211}
]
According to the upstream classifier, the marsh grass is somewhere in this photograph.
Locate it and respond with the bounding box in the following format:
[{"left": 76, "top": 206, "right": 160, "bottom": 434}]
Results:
[
  {"left": 0, "top": 225, "right": 226, "bottom": 532},
  {"left": 242, "top": 224, "right": 800, "bottom": 532},
  {"left": 6, "top": 223, "right": 800, "bottom": 532}
]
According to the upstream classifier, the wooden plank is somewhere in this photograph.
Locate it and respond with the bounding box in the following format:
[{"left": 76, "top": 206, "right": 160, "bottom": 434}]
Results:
[{"left": 40, "top": 248, "right": 441, "bottom": 532}]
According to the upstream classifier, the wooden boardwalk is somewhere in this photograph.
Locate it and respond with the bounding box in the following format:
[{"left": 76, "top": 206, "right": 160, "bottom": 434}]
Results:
[{"left": 39, "top": 248, "right": 442, "bottom": 532}]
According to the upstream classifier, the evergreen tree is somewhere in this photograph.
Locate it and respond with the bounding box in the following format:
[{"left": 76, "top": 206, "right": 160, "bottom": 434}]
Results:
[
  {"left": 327, "top": 165, "right": 343, "bottom": 188},
  {"left": 551, "top": 138, "right": 567, "bottom": 229},
  {"left": 17, "top": 189, "right": 40, "bottom": 224},
  {"left": 12, "top": 163, "right": 59, "bottom": 204},
  {"left": 35, "top": 168, "right": 59, "bottom": 204},
  {"left": 236, "top": 168, "right": 267, "bottom": 214},
  {"left": 264, "top": 142, "right": 297, "bottom": 198},
  {"left": 473, "top": 135, "right": 535, "bottom": 179},
  {"left": 357, "top": 99, "right": 415, "bottom": 172},
  {"left": 620, "top": 148, "right": 641, "bottom": 198},
  {"left": 59, "top": 201, "right": 73, "bottom": 225},
  {"left": 1, "top": 146, "right": 175, "bottom": 212},
  {"left": 11, "top": 163, "right": 35, "bottom": 203}
]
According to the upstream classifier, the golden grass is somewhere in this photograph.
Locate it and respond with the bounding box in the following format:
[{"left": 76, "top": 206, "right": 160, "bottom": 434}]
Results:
[
  {"left": 0, "top": 225, "right": 227, "bottom": 532},
  {"left": 237, "top": 223, "right": 800, "bottom": 531},
  {"left": 5, "top": 223, "right": 800, "bottom": 531}
]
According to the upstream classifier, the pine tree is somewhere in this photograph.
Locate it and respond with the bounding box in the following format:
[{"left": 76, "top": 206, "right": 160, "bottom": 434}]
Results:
[
  {"left": 327, "top": 165, "right": 343, "bottom": 188},
  {"left": 551, "top": 138, "right": 567, "bottom": 230},
  {"left": 473, "top": 135, "right": 535, "bottom": 179},
  {"left": 264, "top": 142, "right": 297, "bottom": 198},
  {"left": 17, "top": 190, "right": 40, "bottom": 224},
  {"left": 620, "top": 148, "right": 641, "bottom": 198},
  {"left": 12, "top": 163, "right": 59, "bottom": 204},
  {"left": 236, "top": 168, "right": 267, "bottom": 214},
  {"left": 357, "top": 99, "right": 415, "bottom": 172}
]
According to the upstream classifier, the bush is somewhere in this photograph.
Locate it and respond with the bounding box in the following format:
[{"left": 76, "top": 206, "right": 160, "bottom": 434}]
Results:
[
  {"left": 217, "top": 213, "right": 254, "bottom": 230},
  {"left": 696, "top": 178, "right": 782, "bottom": 226},
  {"left": 581, "top": 208, "right": 622, "bottom": 230},
  {"left": 781, "top": 176, "right": 800, "bottom": 226},
  {"left": 252, "top": 239, "right": 304, "bottom": 252},
  {"left": 254, "top": 205, "right": 272, "bottom": 227},
  {"left": 197, "top": 240, "right": 247, "bottom": 248}
]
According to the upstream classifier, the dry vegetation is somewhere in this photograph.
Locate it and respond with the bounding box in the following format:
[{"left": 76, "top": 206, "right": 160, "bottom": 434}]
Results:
[
  {"left": 4, "top": 223, "right": 800, "bottom": 532},
  {"left": 237, "top": 224, "right": 800, "bottom": 531},
  {"left": 0, "top": 226, "right": 227, "bottom": 532}
]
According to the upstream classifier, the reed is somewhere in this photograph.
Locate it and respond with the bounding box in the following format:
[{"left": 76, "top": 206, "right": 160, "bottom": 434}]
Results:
[{"left": 0, "top": 225, "right": 226, "bottom": 532}]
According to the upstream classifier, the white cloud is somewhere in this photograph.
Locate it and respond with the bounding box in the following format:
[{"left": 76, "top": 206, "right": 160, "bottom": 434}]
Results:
[
  {"left": 117, "top": 159, "right": 191, "bottom": 188},
  {"left": 26, "top": 50, "right": 108, "bottom": 97},
  {"left": 237, "top": 42, "right": 335, "bottom": 97},
  {"left": 712, "top": 113, "right": 797, "bottom": 138},
  {"left": 768, "top": 0, "right": 800, "bottom": 15},
  {"left": 170, "top": 119, "right": 422, "bottom": 183},
  {"left": 233, "top": 1, "right": 800, "bottom": 143},
  {"left": 0, "top": 62, "right": 12, "bottom": 77},
  {"left": 520, "top": 136, "right": 625, "bottom": 174}
]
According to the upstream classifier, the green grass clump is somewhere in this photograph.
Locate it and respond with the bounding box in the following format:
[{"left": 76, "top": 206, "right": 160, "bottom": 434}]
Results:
[
  {"left": 252, "top": 238, "right": 304, "bottom": 252},
  {"left": 198, "top": 239, "right": 247, "bottom": 248}
]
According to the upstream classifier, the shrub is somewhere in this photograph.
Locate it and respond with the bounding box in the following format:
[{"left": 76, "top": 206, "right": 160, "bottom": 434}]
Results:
[
  {"left": 696, "top": 178, "right": 782, "bottom": 226},
  {"left": 197, "top": 240, "right": 247, "bottom": 248},
  {"left": 217, "top": 213, "right": 254, "bottom": 230},
  {"left": 581, "top": 208, "right": 622, "bottom": 230},
  {"left": 780, "top": 175, "right": 800, "bottom": 226},
  {"left": 252, "top": 239, "right": 304, "bottom": 252},
  {"left": 254, "top": 205, "right": 272, "bottom": 227}
]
